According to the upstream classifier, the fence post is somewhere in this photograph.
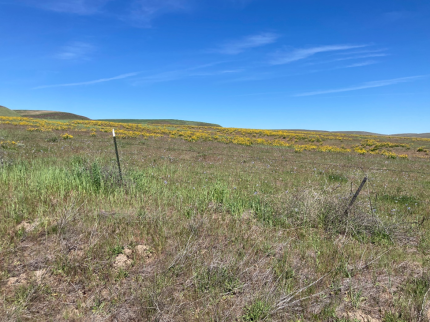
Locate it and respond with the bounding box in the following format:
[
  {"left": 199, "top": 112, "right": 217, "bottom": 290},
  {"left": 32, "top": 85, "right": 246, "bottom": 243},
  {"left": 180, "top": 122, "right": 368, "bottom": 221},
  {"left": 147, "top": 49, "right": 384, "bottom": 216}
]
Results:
[
  {"left": 113, "top": 129, "right": 123, "bottom": 183},
  {"left": 344, "top": 176, "right": 367, "bottom": 215}
]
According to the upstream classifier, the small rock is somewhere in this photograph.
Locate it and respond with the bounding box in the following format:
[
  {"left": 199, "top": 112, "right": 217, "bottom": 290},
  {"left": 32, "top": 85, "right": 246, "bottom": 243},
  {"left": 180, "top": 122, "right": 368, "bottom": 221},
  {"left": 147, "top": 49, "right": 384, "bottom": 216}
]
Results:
[
  {"left": 123, "top": 248, "right": 132, "bottom": 256},
  {"left": 135, "top": 245, "right": 151, "bottom": 257},
  {"left": 101, "top": 288, "right": 110, "bottom": 299},
  {"left": 7, "top": 277, "right": 19, "bottom": 286},
  {"left": 7, "top": 273, "right": 28, "bottom": 287},
  {"left": 34, "top": 269, "right": 46, "bottom": 284},
  {"left": 114, "top": 254, "right": 132, "bottom": 269},
  {"left": 17, "top": 221, "right": 36, "bottom": 232}
]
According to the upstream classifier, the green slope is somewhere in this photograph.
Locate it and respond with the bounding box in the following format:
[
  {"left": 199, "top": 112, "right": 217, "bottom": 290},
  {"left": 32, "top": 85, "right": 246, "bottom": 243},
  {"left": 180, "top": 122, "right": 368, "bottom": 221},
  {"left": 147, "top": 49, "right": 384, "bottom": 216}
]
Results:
[
  {"left": 97, "top": 119, "right": 222, "bottom": 127},
  {"left": 15, "top": 110, "right": 90, "bottom": 120},
  {"left": 0, "top": 105, "right": 21, "bottom": 117}
]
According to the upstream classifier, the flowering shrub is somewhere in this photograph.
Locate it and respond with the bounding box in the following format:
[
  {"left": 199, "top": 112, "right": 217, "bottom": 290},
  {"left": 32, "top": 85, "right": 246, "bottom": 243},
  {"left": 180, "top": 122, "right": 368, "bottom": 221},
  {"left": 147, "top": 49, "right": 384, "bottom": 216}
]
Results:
[
  {"left": 0, "top": 140, "right": 18, "bottom": 149},
  {"left": 62, "top": 133, "right": 73, "bottom": 140}
]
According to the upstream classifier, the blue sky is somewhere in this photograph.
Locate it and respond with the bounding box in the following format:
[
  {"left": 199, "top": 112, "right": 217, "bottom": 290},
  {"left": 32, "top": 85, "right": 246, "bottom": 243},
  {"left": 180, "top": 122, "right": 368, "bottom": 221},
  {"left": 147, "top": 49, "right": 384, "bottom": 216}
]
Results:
[{"left": 1, "top": 0, "right": 429, "bottom": 133}]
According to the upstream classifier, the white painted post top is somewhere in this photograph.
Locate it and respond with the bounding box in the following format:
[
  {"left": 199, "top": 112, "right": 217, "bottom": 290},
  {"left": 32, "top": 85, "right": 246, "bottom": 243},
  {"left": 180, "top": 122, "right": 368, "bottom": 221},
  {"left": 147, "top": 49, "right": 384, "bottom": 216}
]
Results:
[{"left": 113, "top": 129, "right": 115, "bottom": 137}]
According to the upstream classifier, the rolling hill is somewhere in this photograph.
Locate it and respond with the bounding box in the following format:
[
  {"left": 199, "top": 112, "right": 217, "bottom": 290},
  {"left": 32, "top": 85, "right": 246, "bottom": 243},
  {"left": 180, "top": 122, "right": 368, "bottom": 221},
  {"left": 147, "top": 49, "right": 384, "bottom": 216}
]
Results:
[
  {"left": 97, "top": 119, "right": 222, "bottom": 127},
  {"left": 0, "top": 105, "right": 21, "bottom": 117},
  {"left": 14, "top": 110, "right": 90, "bottom": 120}
]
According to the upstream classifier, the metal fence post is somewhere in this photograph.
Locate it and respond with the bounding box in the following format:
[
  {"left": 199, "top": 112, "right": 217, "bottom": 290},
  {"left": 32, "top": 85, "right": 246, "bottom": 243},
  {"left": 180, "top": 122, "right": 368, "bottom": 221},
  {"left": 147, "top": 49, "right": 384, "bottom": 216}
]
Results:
[
  {"left": 113, "top": 129, "right": 123, "bottom": 183},
  {"left": 344, "top": 176, "right": 367, "bottom": 215}
]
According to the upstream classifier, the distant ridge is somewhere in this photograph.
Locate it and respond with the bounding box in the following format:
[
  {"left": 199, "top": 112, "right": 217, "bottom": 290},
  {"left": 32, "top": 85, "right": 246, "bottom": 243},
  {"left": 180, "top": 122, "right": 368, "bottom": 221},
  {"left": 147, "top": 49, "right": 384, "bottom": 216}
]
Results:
[
  {"left": 97, "top": 119, "right": 221, "bottom": 127},
  {"left": 390, "top": 133, "right": 430, "bottom": 138},
  {"left": 331, "top": 131, "right": 430, "bottom": 138},
  {"left": 276, "top": 129, "right": 430, "bottom": 138},
  {"left": 2, "top": 109, "right": 427, "bottom": 137},
  {"left": 0, "top": 105, "right": 21, "bottom": 117},
  {"left": 331, "top": 131, "right": 382, "bottom": 136},
  {"left": 15, "top": 110, "right": 90, "bottom": 120}
]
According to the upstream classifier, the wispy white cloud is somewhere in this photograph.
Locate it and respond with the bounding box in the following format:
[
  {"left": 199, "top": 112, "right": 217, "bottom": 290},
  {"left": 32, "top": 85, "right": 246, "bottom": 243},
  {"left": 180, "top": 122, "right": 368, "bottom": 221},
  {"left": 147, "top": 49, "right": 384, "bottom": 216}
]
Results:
[
  {"left": 191, "top": 69, "right": 244, "bottom": 76},
  {"left": 294, "top": 75, "right": 426, "bottom": 97},
  {"left": 55, "top": 42, "right": 95, "bottom": 60},
  {"left": 131, "top": 62, "right": 230, "bottom": 85},
  {"left": 303, "top": 60, "right": 379, "bottom": 74},
  {"left": 270, "top": 44, "right": 367, "bottom": 65},
  {"left": 126, "top": 0, "right": 192, "bottom": 26},
  {"left": 215, "top": 33, "right": 279, "bottom": 55},
  {"left": 220, "top": 58, "right": 379, "bottom": 84},
  {"left": 343, "top": 60, "right": 377, "bottom": 68},
  {"left": 20, "top": 0, "right": 191, "bottom": 25},
  {"left": 22, "top": 0, "right": 111, "bottom": 15},
  {"left": 333, "top": 53, "right": 389, "bottom": 62},
  {"left": 34, "top": 72, "right": 139, "bottom": 89},
  {"left": 131, "top": 70, "right": 189, "bottom": 84},
  {"left": 334, "top": 48, "right": 387, "bottom": 56},
  {"left": 19, "top": 0, "right": 253, "bottom": 26},
  {"left": 303, "top": 53, "right": 388, "bottom": 67}
]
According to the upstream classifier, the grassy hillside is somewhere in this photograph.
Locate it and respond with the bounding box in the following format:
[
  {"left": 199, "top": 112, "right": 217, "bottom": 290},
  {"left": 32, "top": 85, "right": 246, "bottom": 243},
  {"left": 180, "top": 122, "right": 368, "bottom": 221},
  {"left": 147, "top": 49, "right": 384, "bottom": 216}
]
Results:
[
  {"left": 0, "top": 105, "right": 21, "bottom": 117},
  {"left": 97, "top": 118, "right": 221, "bottom": 127},
  {"left": 15, "top": 110, "right": 90, "bottom": 120},
  {"left": 0, "top": 116, "right": 429, "bottom": 321}
]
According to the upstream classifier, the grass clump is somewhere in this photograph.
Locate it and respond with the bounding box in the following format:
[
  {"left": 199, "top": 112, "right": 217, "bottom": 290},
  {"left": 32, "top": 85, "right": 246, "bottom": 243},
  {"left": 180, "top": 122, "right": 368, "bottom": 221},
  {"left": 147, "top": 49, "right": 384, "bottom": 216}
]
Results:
[
  {"left": 46, "top": 136, "right": 58, "bottom": 143},
  {"left": 109, "top": 244, "right": 124, "bottom": 256},
  {"left": 326, "top": 172, "right": 348, "bottom": 183},
  {"left": 380, "top": 194, "right": 420, "bottom": 205},
  {"left": 195, "top": 266, "right": 242, "bottom": 294},
  {"left": 242, "top": 300, "right": 271, "bottom": 321}
]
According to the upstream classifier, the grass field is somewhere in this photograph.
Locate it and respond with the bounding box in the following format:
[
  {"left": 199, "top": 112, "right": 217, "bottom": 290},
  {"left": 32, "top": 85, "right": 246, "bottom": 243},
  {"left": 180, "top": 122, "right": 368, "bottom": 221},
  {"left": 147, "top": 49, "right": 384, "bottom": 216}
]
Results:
[{"left": 1, "top": 116, "right": 430, "bottom": 321}]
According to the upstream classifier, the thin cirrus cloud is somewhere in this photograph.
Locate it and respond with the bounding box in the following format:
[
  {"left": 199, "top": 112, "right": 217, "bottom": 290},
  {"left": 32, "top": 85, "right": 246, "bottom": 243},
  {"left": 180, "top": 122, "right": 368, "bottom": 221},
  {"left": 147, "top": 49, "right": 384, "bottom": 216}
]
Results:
[
  {"left": 343, "top": 60, "right": 377, "bottom": 68},
  {"left": 131, "top": 62, "right": 230, "bottom": 85},
  {"left": 128, "top": 0, "right": 257, "bottom": 26},
  {"left": 333, "top": 53, "right": 389, "bottom": 62},
  {"left": 55, "top": 42, "right": 95, "bottom": 60},
  {"left": 34, "top": 72, "right": 139, "bottom": 89},
  {"left": 294, "top": 75, "right": 426, "bottom": 97},
  {"left": 21, "top": 0, "right": 111, "bottom": 15},
  {"left": 215, "top": 33, "right": 279, "bottom": 55},
  {"left": 334, "top": 48, "right": 387, "bottom": 56},
  {"left": 303, "top": 53, "right": 389, "bottom": 67},
  {"left": 126, "top": 0, "right": 192, "bottom": 26},
  {"left": 270, "top": 44, "right": 368, "bottom": 65},
  {"left": 19, "top": 0, "right": 192, "bottom": 25},
  {"left": 19, "top": 0, "right": 252, "bottom": 26}
]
